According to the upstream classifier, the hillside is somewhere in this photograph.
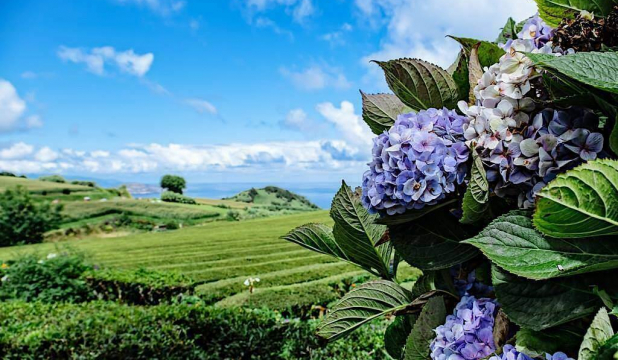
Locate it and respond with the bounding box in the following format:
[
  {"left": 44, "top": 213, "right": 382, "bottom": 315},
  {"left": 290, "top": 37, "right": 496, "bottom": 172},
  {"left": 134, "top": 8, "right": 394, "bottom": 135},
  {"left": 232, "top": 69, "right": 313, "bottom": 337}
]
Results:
[
  {"left": 225, "top": 186, "right": 320, "bottom": 210},
  {"left": 0, "top": 211, "right": 419, "bottom": 310}
]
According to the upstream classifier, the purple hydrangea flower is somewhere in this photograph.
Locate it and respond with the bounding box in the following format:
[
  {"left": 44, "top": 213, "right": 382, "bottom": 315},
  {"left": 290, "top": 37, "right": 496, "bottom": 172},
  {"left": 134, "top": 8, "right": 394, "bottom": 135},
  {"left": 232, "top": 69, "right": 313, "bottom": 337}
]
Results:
[
  {"left": 489, "top": 345, "right": 534, "bottom": 360},
  {"left": 500, "top": 14, "right": 554, "bottom": 51},
  {"left": 362, "top": 108, "right": 469, "bottom": 215},
  {"left": 430, "top": 296, "right": 497, "bottom": 360},
  {"left": 545, "top": 352, "right": 574, "bottom": 360},
  {"left": 451, "top": 266, "right": 494, "bottom": 297}
]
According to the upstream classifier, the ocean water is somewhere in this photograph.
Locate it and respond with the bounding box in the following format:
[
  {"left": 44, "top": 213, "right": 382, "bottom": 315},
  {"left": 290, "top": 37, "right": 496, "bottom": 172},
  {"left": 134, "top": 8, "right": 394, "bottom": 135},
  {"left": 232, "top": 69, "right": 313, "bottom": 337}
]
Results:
[{"left": 132, "top": 182, "right": 352, "bottom": 209}]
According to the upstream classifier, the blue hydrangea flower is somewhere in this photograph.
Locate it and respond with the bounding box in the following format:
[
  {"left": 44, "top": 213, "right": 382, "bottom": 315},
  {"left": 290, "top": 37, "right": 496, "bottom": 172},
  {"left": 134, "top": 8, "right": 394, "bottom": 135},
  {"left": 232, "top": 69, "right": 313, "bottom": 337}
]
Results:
[
  {"left": 545, "top": 352, "right": 574, "bottom": 360},
  {"left": 489, "top": 345, "right": 534, "bottom": 360},
  {"left": 451, "top": 266, "right": 494, "bottom": 298},
  {"left": 430, "top": 296, "right": 497, "bottom": 360},
  {"left": 500, "top": 14, "right": 554, "bottom": 51},
  {"left": 362, "top": 108, "right": 469, "bottom": 215}
]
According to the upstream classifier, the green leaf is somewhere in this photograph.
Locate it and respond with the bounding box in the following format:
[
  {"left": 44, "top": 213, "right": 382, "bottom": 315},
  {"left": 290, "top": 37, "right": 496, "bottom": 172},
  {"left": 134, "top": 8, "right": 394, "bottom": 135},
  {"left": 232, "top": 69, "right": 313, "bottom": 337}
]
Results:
[
  {"left": 376, "top": 198, "right": 457, "bottom": 226},
  {"left": 596, "top": 334, "right": 618, "bottom": 360},
  {"left": 317, "top": 280, "right": 413, "bottom": 341},
  {"left": 330, "top": 181, "right": 393, "bottom": 279},
  {"left": 527, "top": 52, "right": 618, "bottom": 95},
  {"left": 610, "top": 114, "right": 618, "bottom": 155},
  {"left": 374, "top": 58, "right": 459, "bottom": 111},
  {"left": 461, "top": 150, "right": 489, "bottom": 225},
  {"left": 390, "top": 209, "right": 478, "bottom": 270},
  {"left": 464, "top": 211, "right": 618, "bottom": 280},
  {"left": 496, "top": 17, "right": 518, "bottom": 44},
  {"left": 384, "top": 315, "right": 416, "bottom": 360},
  {"left": 448, "top": 50, "right": 470, "bottom": 103},
  {"left": 360, "top": 91, "right": 412, "bottom": 135},
  {"left": 448, "top": 37, "right": 504, "bottom": 69},
  {"left": 493, "top": 266, "right": 614, "bottom": 329},
  {"left": 534, "top": 0, "right": 618, "bottom": 27},
  {"left": 579, "top": 307, "right": 614, "bottom": 360},
  {"left": 533, "top": 159, "right": 618, "bottom": 238},
  {"left": 410, "top": 273, "right": 437, "bottom": 299},
  {"left": 516, "top": 327, "right": 584, "bottom": 358},
  {"left": 403, "top": 296, "right": 446, "bottom": 360}
]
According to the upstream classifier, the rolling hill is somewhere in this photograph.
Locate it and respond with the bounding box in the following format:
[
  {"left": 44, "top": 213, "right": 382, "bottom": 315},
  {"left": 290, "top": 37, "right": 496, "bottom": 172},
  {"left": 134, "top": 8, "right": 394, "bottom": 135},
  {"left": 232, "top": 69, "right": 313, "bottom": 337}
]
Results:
[{"left": 225, "top": 186, "right": 320, "bottom": 210}]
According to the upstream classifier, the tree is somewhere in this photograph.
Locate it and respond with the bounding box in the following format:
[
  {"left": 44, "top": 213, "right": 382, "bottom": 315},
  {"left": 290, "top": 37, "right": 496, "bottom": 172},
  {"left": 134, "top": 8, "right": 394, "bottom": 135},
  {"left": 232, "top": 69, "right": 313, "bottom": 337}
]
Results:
[
  {"left": 160, "top": 175, "right": 186, "bottom": 194},
  {"left": 0, "top": 187, "right": 63, "bottom": 246}
]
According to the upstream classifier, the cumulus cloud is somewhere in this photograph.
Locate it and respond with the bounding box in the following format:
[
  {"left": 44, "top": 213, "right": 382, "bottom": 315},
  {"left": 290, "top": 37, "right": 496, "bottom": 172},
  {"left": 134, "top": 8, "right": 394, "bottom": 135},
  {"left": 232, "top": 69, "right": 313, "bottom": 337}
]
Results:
[
  {"left": 34, "top": 147, "right": 59, "bottom": 162},
  {"left": 280, "top": 65, "right": 351, "bottom": 91},
  {"left": 0, "top": 79, "right": 43, "bottom": 132},
  {"left": 316, "top": 101, "right": 373, "bottom": 147},
  {"left": 0, "top": 142, "right": 34, "bottom": 160},
  {"left": 356, "top": 0, "right": 538, "bottom": 88},
  {"left": 58, "top": 46, "right": 154, "bottom": 77},
  {"left": 321, "top": 23, "right": 353, "bottom": 46},
  {"left": 115, "top": 0, "right": 186, "bottom": 16},
  {"left": 185, "top": 98, "right": 218, "bottom": 115}
]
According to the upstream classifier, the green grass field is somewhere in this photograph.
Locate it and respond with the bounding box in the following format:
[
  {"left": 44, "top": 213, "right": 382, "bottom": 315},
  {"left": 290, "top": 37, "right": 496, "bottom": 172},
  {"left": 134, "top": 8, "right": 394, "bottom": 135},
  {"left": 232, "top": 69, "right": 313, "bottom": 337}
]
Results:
[
  {"left": 0, "top": 176, "right": 92, "bottom": 193},
  {"left": 0, "top": 211, "right": 420, "bottom": 309}
]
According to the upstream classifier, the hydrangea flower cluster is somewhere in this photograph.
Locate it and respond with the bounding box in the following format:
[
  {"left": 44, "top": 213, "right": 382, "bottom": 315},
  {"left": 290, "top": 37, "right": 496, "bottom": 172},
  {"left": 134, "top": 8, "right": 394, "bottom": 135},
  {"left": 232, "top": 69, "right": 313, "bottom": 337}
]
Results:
[
  {"left": 489, "top": 345, "right": 574, "bottom": 360},
  {"left": 458, "top": 15, "right": 603, "bottom": 206},
  {"left": 451, "top": 267, "right": 494, "bottom": 297},
  {"left": 361, "top": 108, "right": 469, "bottom": 215},
  {"left": 430, "top": 296, "right": 497, "bottom": 360}
]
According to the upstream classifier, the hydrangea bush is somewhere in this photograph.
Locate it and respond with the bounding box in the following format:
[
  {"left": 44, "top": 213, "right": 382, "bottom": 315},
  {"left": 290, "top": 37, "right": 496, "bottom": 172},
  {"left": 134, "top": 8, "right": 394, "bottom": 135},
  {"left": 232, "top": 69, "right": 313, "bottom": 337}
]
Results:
[{"left": 284, "top": 4, "right": 618, "bottom": 360}]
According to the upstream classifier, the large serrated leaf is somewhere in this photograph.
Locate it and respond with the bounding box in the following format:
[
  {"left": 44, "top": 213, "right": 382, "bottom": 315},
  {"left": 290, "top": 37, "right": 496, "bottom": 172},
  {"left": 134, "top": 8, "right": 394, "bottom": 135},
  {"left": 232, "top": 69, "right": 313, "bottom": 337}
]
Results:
[
  {"left": 360, "top": 91, "right": 411, "bottom": 135},
  {"left": 516, "top": 327, "right": 584, "bottom": 358},
  {"left": 390, "top": 209, "right": 478, "bottom": 271},
  {"left": 317, "top": 280, "right": 412, "bottom": 341},
  {"left": 496, "top": 17, "right": 517, "bottom": 44},
  {"left": 384, "top": 315, "right": 416, "bottom": 360},
  {"left": 493, "top": 266, "right": 616, "bottom": 329},
  {"left": 330, "top": 181, "right": 392, "bottom": 279},
  {"left": 375, "top": 58, "right": 459, "bottom": 111},
  {"left": 461, "top": 150, "right": 489, "bottom": 225},
  {"left": 465, "top": 211, "right": 618, "bottom": 280},
  {"left": 448, "top": 37, "right": 504, "bottom": 69},
  {"left": 449, "top": 50, "right": 470, "bottom": 103},
  {"left": 403, "top": 296, "right": 446, "bottom": 360},
  {"left": 534, "top": 0, "right": 618, "bottom": 27},
  {"left": 533, "top": 159, "right": 618, "bottom": 238},
  {"left": 579, "top": 307, "right": 614, "bottom": 360},
  {"left": 597, "top": 334, "right": 618, "bottom": 360},
  {"left": 527, "top": 52, "right": 618, "bottom": 95}
]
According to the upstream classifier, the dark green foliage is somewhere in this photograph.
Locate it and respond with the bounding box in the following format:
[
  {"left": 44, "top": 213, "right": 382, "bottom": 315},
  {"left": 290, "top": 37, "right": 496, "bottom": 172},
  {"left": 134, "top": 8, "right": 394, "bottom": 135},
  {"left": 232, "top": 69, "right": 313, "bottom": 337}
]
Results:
[
  {"left": 70, "top": 180, "right": 96, "bottom": 187},
  {"left": 0, "top": 171, "right": 17, "bottom": 177},
  {"left": 161, "top": 191, "right": 197, "bottom": 204},
  {"left": 85, "top": 268, "right": 194, "bottom": 305},
  {"left": 38, "top": 174, "right": 66, "bottom": 183},
  {"left": 0, "top": 253, "right": 92, "bottom": 303},
  {"left": 0, "top": 301, "right": 389, "bottom": 360},
  {"left": 0, "top": 187, "right": 63, "bottom": 246},
  {"left": 160, "top": 174, "right": 186, "bottom": 194}
]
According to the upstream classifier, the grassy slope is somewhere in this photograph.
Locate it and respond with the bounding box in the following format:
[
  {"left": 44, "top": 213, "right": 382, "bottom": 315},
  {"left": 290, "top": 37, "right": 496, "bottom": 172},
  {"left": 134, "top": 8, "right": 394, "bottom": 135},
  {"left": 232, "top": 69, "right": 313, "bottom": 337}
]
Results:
[
  {"left": 0, "top": 212, "right": 391, "bottom": 308},
  {"left": 227, "top": 186, "right": 319, "bottom": 210},
  {"left": 0, "top": 177, "right": 92, "bottom": 193}
]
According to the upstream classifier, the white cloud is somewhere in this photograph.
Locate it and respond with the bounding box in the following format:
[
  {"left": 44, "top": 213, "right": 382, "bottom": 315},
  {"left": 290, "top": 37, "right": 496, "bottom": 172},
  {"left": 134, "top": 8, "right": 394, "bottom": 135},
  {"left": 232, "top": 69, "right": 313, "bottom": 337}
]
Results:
[
  {"left": 0, "top": 143, "right": 34, "bottom": 160},
  {"left": 321, "top": 23, "right": 353, "bottom": 46},
  {"left": 246, "top": 0, "right": 315, "bottom": 23},
  {"left": 0, "top": 79, "right": 43, "bottom": 132},
  {"left": 91, "top": 151, "right": 110, "bottom": 158},
  {"left": 357, "top": 0, "right": 538, "bottom": 88},
  {"left": 280, "top": 65, "right": 351, "bottom": 91},
  {"left": 316, "top": 101, "right": 373, "bottom": 147},
  {"left": 58, "top": 46, "right": 154, "bottom": 77},
  {"left": 34, "top": 147, "right": 59, "bottom": 162},
  {"left": 255, "top": 17, "right": 295, "bottom": 40},
  {"left": 115, "top": 0, "right": 186, "bottom": 16},
  {"left": 185, "top": 99, "right": 218, "bottom": 115}
]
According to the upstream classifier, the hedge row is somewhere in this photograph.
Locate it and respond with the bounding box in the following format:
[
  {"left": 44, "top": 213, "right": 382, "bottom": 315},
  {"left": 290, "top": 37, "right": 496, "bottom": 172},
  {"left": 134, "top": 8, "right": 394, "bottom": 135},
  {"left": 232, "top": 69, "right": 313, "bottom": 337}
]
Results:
[{"left": 0, "top": 301, "right": 389, "bottom": 359}]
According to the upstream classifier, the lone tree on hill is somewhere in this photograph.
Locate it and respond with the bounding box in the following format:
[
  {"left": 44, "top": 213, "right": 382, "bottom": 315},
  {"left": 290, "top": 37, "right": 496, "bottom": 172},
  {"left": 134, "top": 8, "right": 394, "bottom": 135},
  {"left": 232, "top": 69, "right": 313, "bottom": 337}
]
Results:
[{"left": 160, "top": 175, "right": 186, "bottom": 194}]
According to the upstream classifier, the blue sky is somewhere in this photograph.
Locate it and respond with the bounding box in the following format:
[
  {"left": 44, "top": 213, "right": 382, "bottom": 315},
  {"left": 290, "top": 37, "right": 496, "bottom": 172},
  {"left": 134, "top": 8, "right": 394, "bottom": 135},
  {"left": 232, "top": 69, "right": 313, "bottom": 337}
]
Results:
[{"left": 0, "top": 0, "right": 537, "bottom": 184}]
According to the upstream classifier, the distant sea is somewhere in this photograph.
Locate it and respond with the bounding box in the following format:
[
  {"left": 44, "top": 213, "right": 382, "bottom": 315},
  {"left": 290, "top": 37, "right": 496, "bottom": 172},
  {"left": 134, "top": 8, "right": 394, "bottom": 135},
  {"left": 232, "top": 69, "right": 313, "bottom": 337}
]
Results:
[{"left": 131, "top": 182, "right": 353, "bottom": 209}]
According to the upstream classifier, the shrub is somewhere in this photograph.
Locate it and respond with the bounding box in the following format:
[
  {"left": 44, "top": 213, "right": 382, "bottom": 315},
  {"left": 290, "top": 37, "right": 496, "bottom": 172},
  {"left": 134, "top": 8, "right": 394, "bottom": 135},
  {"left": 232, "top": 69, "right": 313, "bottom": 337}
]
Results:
[
  {"left": 85, "top": 268, "right": 194, "bottom": 305},
  {"left": 227, "top": 210, "right": 241, "bottom": 221},
  {"left": 0, "top": 253, "right": 92, "bottom": 303},
  {"left": 0, "top": 187, "right": 63, "bottom": 246},
  {"left": 38, "top": 175, "right": 66, "bottom": 183},
  {"left": 0, "top": 301, "right": 389, "bottom": 359},
  {"left": 70, "top": 180, "right": 96, "bottom": 187},
  {"left": 0, "top": 171, "right": 16, "bottom": 177},
  {"left": 160, "top": 174, "right": 186, "bottom": 194},
  {"left": 161, "top": 191, "right": 197, "bottom": 205}
]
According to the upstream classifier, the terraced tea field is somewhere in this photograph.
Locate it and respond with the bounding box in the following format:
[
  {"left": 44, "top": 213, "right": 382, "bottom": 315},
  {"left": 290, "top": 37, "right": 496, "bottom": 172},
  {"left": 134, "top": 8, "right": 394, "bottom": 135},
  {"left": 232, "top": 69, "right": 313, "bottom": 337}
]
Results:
[{"left": 0, "top": 211, "right": 421, "bottom": 309}]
